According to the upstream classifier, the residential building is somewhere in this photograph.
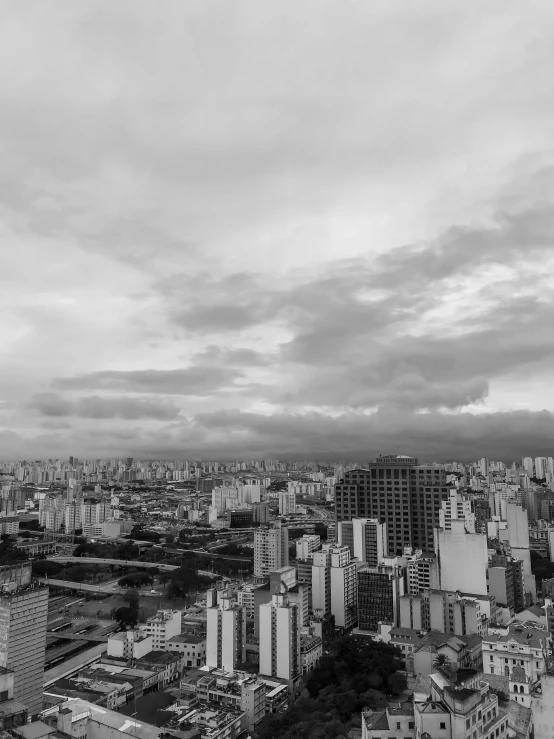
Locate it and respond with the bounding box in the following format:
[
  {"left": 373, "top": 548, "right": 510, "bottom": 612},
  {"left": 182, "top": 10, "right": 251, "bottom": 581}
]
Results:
[
  {"left": 329, "top": 545, "right": 358, "bottom": 632},
  {"left": 278, "top": 490, "right": 296, "bottom": 516},
  {"left": 439, "top": 488, "right": 476, "bottom": 532},
  {"left": 107, "top": 630, "right": 153, "bottom": 660},
  {"left": 0, "top": 666, "right": 28, "bottom": 731},
  {"left": 138, "top": 609, "right": 181, "bottom": 651},
  {"left": 399, "top": 589, "right": 494, "bottom": 637},
  {"left": 335, "top": 455, "right": 449, "bottom": 554},
  {"left": 206, "top": 589, "right": 246, "bottom": 672},
  {"left": 0, "top": 563, "right": 48, "bottom": 715},
  {"left": 296, "top": 534, "right": 321, "bottom": 560},
  {"left": 506, "top": 503, "right": 537, "bottom": 604},
  {"left": 254, "top": 523, "right": 289, "bottom": 582},
  {"left": 490, "top": 554, "right": 526, "bottom": 612},
  {"left": 406, "top": 549, "right": 439, "bottom": 594},
  {"left": 259, "top": 592, "right": 301, "bottom": 688},
  {"left": 338, "top": 518, "right": 388, "bottom": 566},
  {"left": 166, "top": 634, "right": 206, "bottom": 668}
]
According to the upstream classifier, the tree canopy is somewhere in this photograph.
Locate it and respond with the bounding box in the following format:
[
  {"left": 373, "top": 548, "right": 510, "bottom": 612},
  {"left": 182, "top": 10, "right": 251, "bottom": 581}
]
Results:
[{"left": 255, "top": 635, "right": 406, "bottom": 739}]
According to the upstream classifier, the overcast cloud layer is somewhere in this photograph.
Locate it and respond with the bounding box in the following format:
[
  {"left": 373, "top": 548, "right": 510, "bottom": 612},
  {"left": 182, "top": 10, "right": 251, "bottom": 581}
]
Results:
[{"left": 1, "top": 0, "right": 554, "bottom": 462}]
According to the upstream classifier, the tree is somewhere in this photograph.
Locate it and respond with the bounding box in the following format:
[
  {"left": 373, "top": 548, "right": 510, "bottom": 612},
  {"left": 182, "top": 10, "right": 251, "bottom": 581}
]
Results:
[{"left": 433, "top": 653, "right": 452, "bottom": 675}]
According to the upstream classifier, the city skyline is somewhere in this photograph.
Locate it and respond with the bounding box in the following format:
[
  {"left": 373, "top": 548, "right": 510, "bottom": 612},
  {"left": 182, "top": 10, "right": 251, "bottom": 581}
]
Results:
[{"left": 2, "top": 2, "right": 554, "bottom": 460}]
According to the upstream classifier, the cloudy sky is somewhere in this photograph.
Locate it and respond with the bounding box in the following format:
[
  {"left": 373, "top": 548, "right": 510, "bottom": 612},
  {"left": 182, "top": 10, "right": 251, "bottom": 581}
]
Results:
[{"left": 1, "top": 0, "right": 554, "bottom": 462}]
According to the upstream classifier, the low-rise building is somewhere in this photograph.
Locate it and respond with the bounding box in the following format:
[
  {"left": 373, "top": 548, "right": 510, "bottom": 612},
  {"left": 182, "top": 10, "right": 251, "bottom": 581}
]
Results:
[
  {"left": 166, "top": 633, "right": 206, "bottom": 668},
  {"left": 482, "top": 623, "right": 548, "bottom": 684},
  {"left": 138, "top": 609, "right": 181, "bottom": 651}
]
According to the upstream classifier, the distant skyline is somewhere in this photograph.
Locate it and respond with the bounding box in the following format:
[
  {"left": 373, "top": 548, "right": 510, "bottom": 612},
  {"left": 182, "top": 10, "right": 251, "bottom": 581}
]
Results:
[{"left": 1, "top": 1, "right": 554, "bottom": 460}]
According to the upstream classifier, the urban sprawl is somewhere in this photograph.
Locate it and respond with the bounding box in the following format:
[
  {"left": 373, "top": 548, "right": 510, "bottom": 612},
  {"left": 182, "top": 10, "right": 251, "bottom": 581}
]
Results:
[{"left": 0, "top": 454, "right": 553, "bottom": 739}]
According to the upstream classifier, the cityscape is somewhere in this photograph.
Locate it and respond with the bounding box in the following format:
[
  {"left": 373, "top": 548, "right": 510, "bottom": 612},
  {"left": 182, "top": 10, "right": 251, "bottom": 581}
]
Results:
[
  {"left": 1, "top": 454, "right": 554, "bottom": 739},
  {"left": 2, "top": 2, "right": 554, "bottom": 739}
]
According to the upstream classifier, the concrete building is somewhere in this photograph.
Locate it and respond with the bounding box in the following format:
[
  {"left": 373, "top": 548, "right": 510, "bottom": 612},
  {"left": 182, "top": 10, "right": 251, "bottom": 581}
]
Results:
[
  {"left": 406, "top": 549, "right": 439, "bottom": 594},
  {"left": 338, "top": 518, "right": 388, "bottom": 566},
  {"left": 506, "top": 503, "right": 537, "bottom": 604},
  {"left": 439, "top": 488, "right": 476, "bottom": 533},
  {"left": 330, "top": 545, "right": 358, "bottom": 632},
  {"left": 166, "top": 633, "right": 206, "bottom": 668},
  {"left": 399, "top": 589, "right": 494, "bottom": 637},
  {"left": 482, "top": 623, "right": 548, "bottom": 684},
  {"left": 335, "top": 455, "right": 449, "bottom": 554},
  {"left": 295, "top": 534, "right": 321, "bottom": 560},
  {"left": 254, "top": 523, "right": 289, "bottom": 582},
  {"left": 206, "top": 589, "right": 246, "bottom": 672},
  {"left": 259, "top": 591, "right": 301, "bottom": 688},
  {"left": 0, "top": 564, "right": 48, "bottom": 716},
  {"left": 278, "top": 490, "right": 296, "bottom": 516},
  {"left": 434, "top": 520, "right": 488, "bottom": 596},
  {"left": 107, "top": 630, "right": 153, "bottom": 660},
  {"left": 490, "top": 554, "right": 526, "bottom": 612},
  {"left": 413, "top": 671, "right": 509, "bottom": 739},
  {"left": 357, "top": 560, "right": 405, "bottom": 632},
  {"left": 311, "top": 547, "right": 332, "bottom": 617},
  {"left": 138, "top": 609, "right": 181, "bottom": 651}
]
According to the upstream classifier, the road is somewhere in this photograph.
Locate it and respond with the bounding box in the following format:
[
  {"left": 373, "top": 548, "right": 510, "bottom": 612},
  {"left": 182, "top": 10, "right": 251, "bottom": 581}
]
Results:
[{"left": 48, "top": 556, "right": 179, "bottom": 571}]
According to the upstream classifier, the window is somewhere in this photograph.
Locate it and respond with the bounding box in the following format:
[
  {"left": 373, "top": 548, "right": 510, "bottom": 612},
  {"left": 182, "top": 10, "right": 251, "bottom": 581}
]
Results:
[
  {"left": 440, "top": 723, "right": 446, "bottom": 730},
  {"left": 409, "top": 723, "right": 414, "bottom": 730},
  {"left": 396, "top": 723, "right": 401, "bottom": 730}
]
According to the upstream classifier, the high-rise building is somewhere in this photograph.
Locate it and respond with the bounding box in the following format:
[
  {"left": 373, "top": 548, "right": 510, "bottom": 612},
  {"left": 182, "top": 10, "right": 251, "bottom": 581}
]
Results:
[
  {"left": 278, "top": 490, "right": 296, "bottom": 516},
  {"left": 357, "top": 560, "right": 405, "bottom": 632},
  {"left": 259, "top": 591, "right": 300, "bottom": 688},
  {"left": 338, "top": 518, "right": 388, "bottom": 566},
  {"left": 335, "top": 455, "right": 449, "bottom": 554},
  {"left": 254, "top": 523, "right": 289, "bottom": 582},
  {"left": 329, "top": 545, "right": 358, "bottom": 632},
  {"left": 439, "top": 488, "right": 475, "bottom": 533},
  {"left": 0, "top": 563, "right": 49, "bottom": 715},
  {"left": 311, "top": 548, "right": 332, "bottom": 618},
  {"left": 206, "top": 589, "right": 246, "bottom": 672},
  {"left": 506, "top": 503, "right": 536, "bottom": 604},
  {"left": 490, "top": 554, "right": 525, "bottom": 612},
  {"left": 405, "top": 549, "right": 439, "bottom": 594},
  {"left": 295, "top": 534, "right": 321, "bottom": 560},
  {"left": 434, "top": 520, "right": 488, "bottom": 596}
]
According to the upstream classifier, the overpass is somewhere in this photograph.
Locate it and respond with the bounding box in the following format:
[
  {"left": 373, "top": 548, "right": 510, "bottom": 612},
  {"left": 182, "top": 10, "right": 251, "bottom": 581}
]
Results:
[
  {"left": 46, "top": 632, "right": 109, "bottom": 643},
  {"left": 39, "top": 578, "right": 127, "bottom": 594},
  {"left": 48, "top": 556, "right": 179, "bottom": 571}
]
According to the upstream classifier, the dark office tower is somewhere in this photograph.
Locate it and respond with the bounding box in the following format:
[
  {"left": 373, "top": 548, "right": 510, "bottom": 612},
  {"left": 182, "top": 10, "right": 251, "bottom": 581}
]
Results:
[
  {"left": 334, "top": 455, "right": 449, "bottom": 555},
  {"left": 126, "top": 457, "right": 133, "bottom": 469},
  {"left": 69, "top": 456, "right": 74, "bottom": 466}
]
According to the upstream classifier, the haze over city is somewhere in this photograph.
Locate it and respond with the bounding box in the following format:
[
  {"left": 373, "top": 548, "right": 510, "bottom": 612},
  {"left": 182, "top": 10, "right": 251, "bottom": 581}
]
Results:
[{"left": 2, "top": 1, "right": 554, "bottom": 460}]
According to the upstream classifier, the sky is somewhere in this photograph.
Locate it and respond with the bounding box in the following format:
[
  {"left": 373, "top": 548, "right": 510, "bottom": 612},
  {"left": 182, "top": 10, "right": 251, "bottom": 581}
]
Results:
[{"left": 1, "top": 0, "right": 554, "bottom": 462}]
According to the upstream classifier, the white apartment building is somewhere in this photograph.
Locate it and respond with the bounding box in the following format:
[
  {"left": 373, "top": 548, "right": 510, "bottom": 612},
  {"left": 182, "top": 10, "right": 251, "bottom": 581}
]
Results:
[
  {"left": 39, "top": 494, "right": 65, "bottom": 531},
  {"left": 139, "top": 609, "right": 181, "bottom": 651},
  {"left": 439, "top": 489, "right": 475, "bottom": 533},
  {"left": 107, "top": 630, "right": 153, "bottom": 660},
  {"left": 206, "top": 589, "right": 246, "bottom": 672},
  {"left": 259, "top": 592, "right": 301, "bottom": 687},
  {"left": 278, "top": 490, "right": 296, "bottom": 516},
  {"left": 236, "top": 586, "right": 255, "bottom": 619},
  {"left": 296, "top": 534, "right": 321, "bottom": 560},
  {"left": 330, "top": 545, "right": 358, "bottom": 631},
  {"left": 254, "top": 524, "right": 289, "bottom": 581}
]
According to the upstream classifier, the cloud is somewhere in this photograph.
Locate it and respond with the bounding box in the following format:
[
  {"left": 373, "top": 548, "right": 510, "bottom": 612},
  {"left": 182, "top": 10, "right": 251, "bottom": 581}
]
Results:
[
  {"left": 31, "top": 393, "right": 181, "bottom": 420},
  {"left": 51, "top": 366, "right": 243, "bottom": 396}
]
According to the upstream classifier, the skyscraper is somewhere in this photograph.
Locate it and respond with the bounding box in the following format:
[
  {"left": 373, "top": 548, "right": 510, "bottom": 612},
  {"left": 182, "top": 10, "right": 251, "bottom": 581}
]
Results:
[
  {"left": 335, "top": 455, "right": 449, "bottom": 554},
  {"left": 0, "top": 563, "right": 49, "bottom": 715}
]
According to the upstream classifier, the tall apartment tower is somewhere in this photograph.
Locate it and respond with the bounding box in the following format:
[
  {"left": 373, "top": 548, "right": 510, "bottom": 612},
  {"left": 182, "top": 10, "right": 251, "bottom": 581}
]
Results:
[
  {"left": 206, "top": 588, "right": 246, "bottom": 672},
  {"left": 0, "top": 563, "right": 49, "bottom": 715},
  {"left": 329, "top": 545, "right": 358, "bottom": 632},
  {"left": 312, "top": 547, "right": 332, "bottom": 617},
  {"left": 439, "top": 489, "right": 475, "bottom": 533},
  {"left": 254, "top": 523, "right": 289, "bottom": 583},
  {"left": 337, "top": 518, "right": 388, "bottom": 566},
  {"left": 259, "top": 590, "right": 301, "bottom": 689},
  {"left": 335, "top": 455, "right": 449, "bottom": 554}
]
